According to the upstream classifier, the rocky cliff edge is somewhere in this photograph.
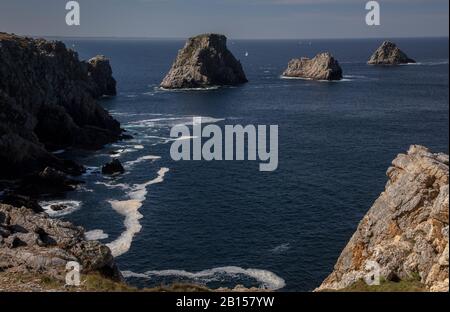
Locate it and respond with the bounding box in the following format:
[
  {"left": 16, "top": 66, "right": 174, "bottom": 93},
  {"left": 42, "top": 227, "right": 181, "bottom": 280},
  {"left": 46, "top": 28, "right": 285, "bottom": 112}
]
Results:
[{"left": 318, "top": 145, "right": 449, "bottom": 292}]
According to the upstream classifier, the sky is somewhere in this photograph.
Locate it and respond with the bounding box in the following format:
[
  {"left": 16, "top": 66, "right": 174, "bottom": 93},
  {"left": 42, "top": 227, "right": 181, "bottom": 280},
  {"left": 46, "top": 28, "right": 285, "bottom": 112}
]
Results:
[{"left": 0, "top": 0, "right": 448, "bottom": 39}]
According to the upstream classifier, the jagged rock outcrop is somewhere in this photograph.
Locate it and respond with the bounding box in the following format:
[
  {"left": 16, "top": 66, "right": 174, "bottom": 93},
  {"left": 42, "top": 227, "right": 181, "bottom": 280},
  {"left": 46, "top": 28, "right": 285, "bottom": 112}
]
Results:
[
  {"left": 282, "top": 52, "right": 343, "bottom": 81},
  {"left": 368, "top": 41, "right": 416, "bottom": 65},
  {"left": 160, "top": 33, "right": 248, "bottom": 89},
  {"left": 88, "top": 55, "right": 117, "bottom": 97},
  {"left": 0, "top": 203, "right": 121, "bottom": 281},
  {"left": 0, "top": 32, "right": 121, "bottom": 179},
  {"left": 102, "top": 159, "right": 125, "bottom": 175},
  {"left": 318, "top": 145, "right": 449, "bottom": 292}
]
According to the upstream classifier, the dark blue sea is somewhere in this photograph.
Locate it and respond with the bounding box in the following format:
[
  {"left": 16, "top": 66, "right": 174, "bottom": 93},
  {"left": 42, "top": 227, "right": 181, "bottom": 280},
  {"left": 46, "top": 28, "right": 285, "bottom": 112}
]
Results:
[{"left": 43, "top": 37, "right": 449, "bottom": 291}]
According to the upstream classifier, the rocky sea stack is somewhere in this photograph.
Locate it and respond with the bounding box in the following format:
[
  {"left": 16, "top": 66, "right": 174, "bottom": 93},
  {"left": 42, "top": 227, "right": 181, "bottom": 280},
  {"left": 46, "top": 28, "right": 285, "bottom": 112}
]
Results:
[
  {"left": 87, "top": 55, "right": 117, "bottom": 98},
  {"left": 283, "top": 52, "right": 343, "bottom": 81},
  {"left": 318, "top": 145, "right": 449, "bottom": 292},
  {"left": 0, "top": 33, "right": 122, "bottom": 178},
  {"left": 160, "top": 33, "right": 248, "bottom": 89},
  {"left": 368, "top": 41, "right": 416, "bottom": 65}
]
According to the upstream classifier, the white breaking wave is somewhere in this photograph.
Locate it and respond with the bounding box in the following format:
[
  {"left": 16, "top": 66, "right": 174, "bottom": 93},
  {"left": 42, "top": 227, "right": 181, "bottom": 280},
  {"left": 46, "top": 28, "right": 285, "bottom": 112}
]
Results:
[
  {"left": 158, "top": 86, "right": 220, "bottom": 92},
  {"left": 83, "top": 166, "right": 100, "bottom": 177},
  {"left": 40, "top": 200, "right": 82, "bottom": 217},
  {"left": 106, "top": 167, "right": 170, "bottom": 257},
  {"left": 95, "top": 181, "right": 130, "bottom": 190},
  {"left": 125, "top": 116, "right": 225, "bottom": 130},
  {"left": 109, "top": 148, "right": 139, "bottom": 158},
  {"left": 399, "top": 60, "right": 449, "bottom": 66},
  {"left": 270, "top": 243, "right": 291, "bottom": 254},
  {"left": 85, "top": 229, "right": 109, "bottom": 241},
  {"left": 280, "top": 75, "right": 352, "bottom": 82},
  {"left": 125, "top": 155, "right": 161, "bottom": 167},
  {"left": 122, "top": 266, "right": 286, "bottom": 291}
]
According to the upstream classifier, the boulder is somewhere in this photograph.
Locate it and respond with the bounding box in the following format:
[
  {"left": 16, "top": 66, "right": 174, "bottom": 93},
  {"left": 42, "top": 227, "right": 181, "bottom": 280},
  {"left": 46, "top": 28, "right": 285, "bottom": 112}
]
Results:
[
  {"left": 368, "top": 41, "right": 416, "bottom": 65},
  {"left": 102, "top": 159, "right": 125, "bottom": 175},
  {"left": 317, "top": 145, "right": 449, "bottom": 292},
  {"left": 282, "top": 52, "right": 343, "bottom": 81},
  {"left": 160, "top": 33, "right": 248, "bottom": 89}
]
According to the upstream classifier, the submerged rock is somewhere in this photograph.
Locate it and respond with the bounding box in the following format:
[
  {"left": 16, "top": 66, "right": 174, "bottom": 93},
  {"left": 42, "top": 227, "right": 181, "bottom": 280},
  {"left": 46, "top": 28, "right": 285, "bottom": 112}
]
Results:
[
  {"left": 368, "top": 41, "right": 416, "bottom": 65},
  {"left": 282, "top": 52, "right": 343, "bottom": 81},
  {"left": 0, "top": 32, "right": 122, "bottom": 179},
  {"left": 102, "top": 159, "right": 125, "bottom": 175},
  {"left": 317, "top": 145, "right": 449, "bottom": 292},
  {"left": 160, "top": 33, "right": 248, "bottom": 89}
]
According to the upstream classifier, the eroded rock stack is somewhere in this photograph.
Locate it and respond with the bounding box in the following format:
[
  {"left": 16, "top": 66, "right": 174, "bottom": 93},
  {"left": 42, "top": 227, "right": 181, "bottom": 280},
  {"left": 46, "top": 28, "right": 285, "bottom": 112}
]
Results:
[
  {"left": 318, "top": 145, "right": 449, "bottom": 292},
  {"left": 0, "top": 32, "right": 121, "bottom": 178},
  {"left": 0, "top": 203, "right": 121, "bottom": 281},
  {"left": 88, "top": 55, "right": 117, "bottom": 97},
  {"left": 160, "top": 33, "right": 248, "bottom": 89},
  {"left": 282, "top": 52, "right": 343, "bottom": 81},
  {"left": 368, "top": 41, "right": 416, "bottom": 65}
]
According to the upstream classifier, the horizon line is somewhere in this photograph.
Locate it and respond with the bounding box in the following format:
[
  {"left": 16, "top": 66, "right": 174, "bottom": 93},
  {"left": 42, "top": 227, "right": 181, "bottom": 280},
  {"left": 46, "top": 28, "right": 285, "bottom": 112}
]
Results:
[{"left": 6, "top": 32, "right": 450, "bottom": 41}]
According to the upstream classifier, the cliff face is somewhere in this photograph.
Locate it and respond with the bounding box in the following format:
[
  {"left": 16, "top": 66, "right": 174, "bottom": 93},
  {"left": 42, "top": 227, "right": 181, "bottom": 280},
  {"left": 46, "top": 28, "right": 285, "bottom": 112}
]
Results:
[
  {"left": 0, "top": 33, "right": 121, "bottom": 178},
  {"left": 160, "top": 33, "right": 248, "bottom": 89},
  {"left": 0, "top": 203, "right": 121, "bottom": 282},
  {"left": 368, "top": 41, "right": 416, "bottom": 65},
  {"left": 283, "top": 52, "right": 343, "bottom": 81},
  {"left": 318, "top": 146, "right": 449, "bottom": 292}
]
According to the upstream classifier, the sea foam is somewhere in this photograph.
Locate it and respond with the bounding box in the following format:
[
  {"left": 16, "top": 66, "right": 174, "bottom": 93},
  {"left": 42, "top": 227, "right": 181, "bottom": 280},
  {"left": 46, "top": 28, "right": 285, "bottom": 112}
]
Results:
[
  {"left": 40, "top": 200, "right": 82, "bottom": 217},
  {"left": 122, "top": 266, "right": 286, "bottom": 291},
  {"left": 106, "top": 167, "right": 169, "bottom": 257}
]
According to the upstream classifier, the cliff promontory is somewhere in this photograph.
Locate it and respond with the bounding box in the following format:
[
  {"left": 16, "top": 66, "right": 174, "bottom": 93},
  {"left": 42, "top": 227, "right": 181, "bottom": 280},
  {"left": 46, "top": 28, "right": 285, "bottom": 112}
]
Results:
[
  {"left": 160, "top": 33, "right": 248, "bottom": 89},
  {"left": 0, "top": 33, "right": 121, "bottom": 178},
  {"left": 318, "top": 145, "right": 449, "bottom": 292}
]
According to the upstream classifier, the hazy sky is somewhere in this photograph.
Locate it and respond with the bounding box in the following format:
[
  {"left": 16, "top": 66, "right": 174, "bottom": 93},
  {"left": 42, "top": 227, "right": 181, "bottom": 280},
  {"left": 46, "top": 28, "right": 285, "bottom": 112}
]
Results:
[{"left": 0, "top": 0, "right": 448, "bottom": 39}]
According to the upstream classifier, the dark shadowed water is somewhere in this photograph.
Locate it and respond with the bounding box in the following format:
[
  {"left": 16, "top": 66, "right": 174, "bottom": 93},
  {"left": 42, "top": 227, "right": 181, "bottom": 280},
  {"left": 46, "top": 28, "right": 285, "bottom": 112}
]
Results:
[{"left": 44, "top": 38, "right": 448, "bottom": 291}]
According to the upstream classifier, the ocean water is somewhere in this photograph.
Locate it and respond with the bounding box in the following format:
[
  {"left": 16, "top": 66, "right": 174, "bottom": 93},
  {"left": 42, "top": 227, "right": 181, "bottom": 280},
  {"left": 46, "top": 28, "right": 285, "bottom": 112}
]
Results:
[{"left": 50, "top": 38, "right": 448, "bottom": 291}]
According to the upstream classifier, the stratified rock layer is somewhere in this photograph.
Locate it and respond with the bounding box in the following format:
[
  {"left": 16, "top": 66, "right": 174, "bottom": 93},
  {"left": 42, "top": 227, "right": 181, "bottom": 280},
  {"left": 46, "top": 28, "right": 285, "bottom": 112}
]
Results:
[
  {"left": 160, "top": 34, "right": 248, "bottom": 89},
  {"left": 368, "top": 41, "right": 416, "bottom": 65},
  {"left": 318, "top": 145, "right": 449, "bottom": 292},
  {"left": 282, "top": 52, "right": 343, "bottom": 81},
  {"left": 0, "top": 203, "right": 121, "bottom": 281},
  {"left": 0, "top": 33, "right": 121, "bottom": 178}
]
